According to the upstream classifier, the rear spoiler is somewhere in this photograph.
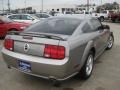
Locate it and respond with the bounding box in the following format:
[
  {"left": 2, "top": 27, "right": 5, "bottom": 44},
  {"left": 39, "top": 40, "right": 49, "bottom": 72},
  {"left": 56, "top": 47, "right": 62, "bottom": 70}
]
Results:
[{"left": 7, "top": 31, "right": 66, "bottom": 41}]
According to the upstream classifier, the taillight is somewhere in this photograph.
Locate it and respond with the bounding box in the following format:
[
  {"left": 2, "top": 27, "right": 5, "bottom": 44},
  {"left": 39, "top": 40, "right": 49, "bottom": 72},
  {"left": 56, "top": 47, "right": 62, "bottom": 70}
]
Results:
[
  {"left": 44, "top": 44, "right": 65, "bottom": 59},
  {"left": 4, "top": 39, "right": 14, "bottom": 51}
]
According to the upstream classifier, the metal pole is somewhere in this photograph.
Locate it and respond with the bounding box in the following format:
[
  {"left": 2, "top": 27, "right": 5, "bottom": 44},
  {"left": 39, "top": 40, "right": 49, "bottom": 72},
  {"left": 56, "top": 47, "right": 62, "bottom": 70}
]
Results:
[
  {"left": 42, "top": 0, "right": 43, "bottom": 12},
  {"left": 2, "top": 0, "right": 4, "bottom": 13},
  {"left": 100, "top": 0, "right": 102, "bottom": 12},
  {"left": 8, "top": 0, "right": 10, "bottom": 13},
  {"left": 25, "top": 0, "right": 26, "bottom": 13},
  {"left": 87, "top": 0, "right": 89, "bottom": 12},
  {"left": 101, "top": 0, "right": 102, "bottom": 5}
]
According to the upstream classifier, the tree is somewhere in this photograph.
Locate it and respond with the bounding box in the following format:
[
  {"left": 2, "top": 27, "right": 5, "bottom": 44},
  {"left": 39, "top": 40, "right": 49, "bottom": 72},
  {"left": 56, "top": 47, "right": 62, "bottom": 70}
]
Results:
[{"left": 96, "top": 2, "right": 119, "bottom": 12}]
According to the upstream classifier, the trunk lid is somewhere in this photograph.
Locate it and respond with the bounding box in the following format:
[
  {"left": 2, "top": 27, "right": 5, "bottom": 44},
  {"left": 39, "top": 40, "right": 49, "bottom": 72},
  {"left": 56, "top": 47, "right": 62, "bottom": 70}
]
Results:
[{"left": 6, "top": 32, "right": 69, "bottom": 57}]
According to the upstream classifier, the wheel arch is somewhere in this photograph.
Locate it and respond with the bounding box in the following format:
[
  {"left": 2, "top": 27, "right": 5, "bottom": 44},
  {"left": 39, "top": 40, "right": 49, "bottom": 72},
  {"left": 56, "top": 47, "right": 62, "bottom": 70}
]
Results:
[
  {"left": 8, "top": 28, "right": 18, "bottom": 31},
  {"left": 90, "top": 47, "right": 96, "bottom": 57},
  {"left": 109, "top": 32, "right": 114, "bottom": 42},
  {"left": 80, "top": 40, "right": 95, "bottom": 69}
]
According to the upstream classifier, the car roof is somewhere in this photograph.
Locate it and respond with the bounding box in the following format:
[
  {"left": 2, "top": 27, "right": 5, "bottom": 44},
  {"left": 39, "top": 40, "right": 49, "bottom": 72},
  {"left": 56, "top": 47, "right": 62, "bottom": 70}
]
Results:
[
  {"left": 35, "top": 13, "right": 51, "bottom": 16},
  {"left": 36, "top": 13, "right": 48, "bottom": 14},
  {"left": 7, "top": 14, "right": 31, "bottom": 16}
]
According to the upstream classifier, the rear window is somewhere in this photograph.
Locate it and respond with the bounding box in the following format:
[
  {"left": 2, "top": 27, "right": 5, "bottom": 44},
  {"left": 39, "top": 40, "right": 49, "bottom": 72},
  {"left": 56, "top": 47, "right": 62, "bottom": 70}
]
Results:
[{"left": 24, "top": 18, "right": 81, "bottom": 35}]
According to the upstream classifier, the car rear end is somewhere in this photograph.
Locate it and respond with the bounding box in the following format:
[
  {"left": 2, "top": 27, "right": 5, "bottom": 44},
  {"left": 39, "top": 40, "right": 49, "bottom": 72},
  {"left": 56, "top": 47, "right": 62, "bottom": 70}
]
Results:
[
  {"left": 2, "top": 17, "right": 81, "bottom": 81},
  {"left": 2, "top": 34, "right": 70, "bottom": 80}
]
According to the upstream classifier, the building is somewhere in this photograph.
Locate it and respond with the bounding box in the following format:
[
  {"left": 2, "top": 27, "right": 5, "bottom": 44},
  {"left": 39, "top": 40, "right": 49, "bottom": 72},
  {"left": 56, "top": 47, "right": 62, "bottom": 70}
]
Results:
[
  {"left": 32, "top": 4, "right": 76, "bottom": 13},
  {"left": 32, "top": 4, "right": 97, "bottom": 13}
]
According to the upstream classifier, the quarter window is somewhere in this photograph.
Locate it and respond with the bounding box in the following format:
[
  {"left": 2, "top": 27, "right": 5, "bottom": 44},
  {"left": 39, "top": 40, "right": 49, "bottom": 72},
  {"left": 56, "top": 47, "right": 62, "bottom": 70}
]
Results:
[
  {"left": 42, "top": 14, "right": 49, "bottom": 18},
  {"left": 90, "top": 19, "right": 102, "bottom": 30},
  {"left": 82, "top": 23, "right": 93, "bottom": 33},
  {"left": 21, "top": 15, "right": 33, "bottom": 20},
  {"left": 36, "top": 14, "right": 42, "bottom": 18}
]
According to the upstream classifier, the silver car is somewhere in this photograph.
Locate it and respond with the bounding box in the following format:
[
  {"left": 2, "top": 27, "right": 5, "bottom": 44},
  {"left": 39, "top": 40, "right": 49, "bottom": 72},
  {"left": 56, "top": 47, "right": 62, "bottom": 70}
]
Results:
[
  {"left": 7, "top": 14, "right": 40, "bottom": 24},
  {"left": 2, "top": 16, "right": 114, "bottom": 82}
]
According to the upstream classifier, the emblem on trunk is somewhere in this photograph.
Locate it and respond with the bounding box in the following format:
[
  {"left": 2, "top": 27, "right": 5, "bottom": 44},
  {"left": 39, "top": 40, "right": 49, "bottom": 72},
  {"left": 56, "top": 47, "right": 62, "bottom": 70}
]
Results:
[{"left": 24, "top": 43, "right": 30, "bottom": 52}]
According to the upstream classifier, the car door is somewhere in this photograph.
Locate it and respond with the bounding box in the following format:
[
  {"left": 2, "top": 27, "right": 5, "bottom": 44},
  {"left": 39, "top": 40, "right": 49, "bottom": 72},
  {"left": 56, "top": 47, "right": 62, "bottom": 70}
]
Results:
[{"left": 90, "top": 19, "right": 107, "bottom": 55}]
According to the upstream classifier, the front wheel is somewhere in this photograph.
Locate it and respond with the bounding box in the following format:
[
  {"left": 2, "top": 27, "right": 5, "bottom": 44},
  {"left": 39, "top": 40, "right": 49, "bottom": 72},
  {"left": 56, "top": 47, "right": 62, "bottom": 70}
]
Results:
[
  {"left": 106, "top": 35, "right": 114, "bottom": 50},
  {"left": 100, "top": 16, "right": 104, "bottom": 22},
  {"left": 79, "top": 51, "right": 94, "bottom": 80}
]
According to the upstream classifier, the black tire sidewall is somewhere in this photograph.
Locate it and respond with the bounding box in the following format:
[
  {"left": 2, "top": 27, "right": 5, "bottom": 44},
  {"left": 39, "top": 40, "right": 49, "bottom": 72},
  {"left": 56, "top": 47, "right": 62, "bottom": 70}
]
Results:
[
  {"left": 80, "top": 51, "right": 94, "bottom": 80},
  {"left": 106, "top": 35, "right": 114, "bottom": 50}
]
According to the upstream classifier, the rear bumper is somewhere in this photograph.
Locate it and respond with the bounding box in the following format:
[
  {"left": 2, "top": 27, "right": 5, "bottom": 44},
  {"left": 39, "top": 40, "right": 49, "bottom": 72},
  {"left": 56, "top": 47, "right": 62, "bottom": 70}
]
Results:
[{"left": 2, "top": 48, "right": 75, "bottom": 81}]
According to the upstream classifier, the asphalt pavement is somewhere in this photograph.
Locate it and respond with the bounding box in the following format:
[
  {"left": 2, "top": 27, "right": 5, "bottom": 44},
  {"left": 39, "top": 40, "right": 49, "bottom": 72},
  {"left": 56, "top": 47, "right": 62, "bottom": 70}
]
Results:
[{"left": 0, "top": 22, "right": 120, "bottom": 90}]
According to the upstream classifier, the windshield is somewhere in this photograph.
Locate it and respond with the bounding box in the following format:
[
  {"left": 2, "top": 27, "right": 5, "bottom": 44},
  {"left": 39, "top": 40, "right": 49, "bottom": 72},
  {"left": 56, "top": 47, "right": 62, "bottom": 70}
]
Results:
[
  {"left": 24, "top": 18, "right": 81, "bottom": 35},
  {"left": 1, "top": 17, "right": 13, "bottom": 23},
  {"left": 30, "top": 14, "right": 40, "bottom": 20}
]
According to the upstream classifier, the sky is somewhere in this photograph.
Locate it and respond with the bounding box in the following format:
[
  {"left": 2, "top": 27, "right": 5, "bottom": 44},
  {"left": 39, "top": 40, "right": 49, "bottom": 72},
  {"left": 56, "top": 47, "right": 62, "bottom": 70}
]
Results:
[{"left": 0, "top": 0, "right": 120, "bottom": 10}]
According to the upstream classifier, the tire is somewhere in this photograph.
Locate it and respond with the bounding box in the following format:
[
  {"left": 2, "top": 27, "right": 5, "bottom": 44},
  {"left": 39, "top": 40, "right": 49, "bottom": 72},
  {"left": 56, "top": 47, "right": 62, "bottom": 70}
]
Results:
[
  {"left": 79, "top": 51, "right": 94, "bottom": 80},
  {"left": 106, "top": 35, "right": 114, "bottom": 50},
  {"left": 100, "top": 16, "right": 104, "bottom": 22}
]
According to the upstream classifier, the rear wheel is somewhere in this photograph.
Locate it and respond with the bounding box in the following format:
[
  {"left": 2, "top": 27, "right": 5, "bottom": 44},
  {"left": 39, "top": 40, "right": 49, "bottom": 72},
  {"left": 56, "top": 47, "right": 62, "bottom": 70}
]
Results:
[
  {"left": 106, "top": 35, "right": 114, "bottom": 50},
  {"left": 79, "top": 51, "right": 94, "bottom": 80}
]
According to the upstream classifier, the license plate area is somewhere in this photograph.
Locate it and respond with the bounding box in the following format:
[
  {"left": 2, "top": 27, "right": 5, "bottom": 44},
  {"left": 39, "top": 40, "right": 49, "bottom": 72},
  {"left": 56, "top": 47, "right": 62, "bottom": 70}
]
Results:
[{"left": 18, "top": 60, "right": 31, "bottom": 72}]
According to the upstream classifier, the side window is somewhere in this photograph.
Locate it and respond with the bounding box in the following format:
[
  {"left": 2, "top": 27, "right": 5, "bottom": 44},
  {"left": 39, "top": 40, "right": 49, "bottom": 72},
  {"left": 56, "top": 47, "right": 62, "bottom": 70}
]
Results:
[
  {"left": 90, "top": 19, "right": 102, "bottom": 30},
  {"left": 82, "top": 23, "right": 93, "bottom": 33},
  {"left": 35, "top": 14, "right": 41, "bottom": 18},
  {"left": 8, "top": 16, "right": 13, "bottom": 19},
  {"left": 39, "top": 14, "right": 43, "bottom": 18},
  {"left": 8, "top": 15, "right": 20, "bottom": 20},
  {"left": 42, "top": 14, "right": 49, "bottom": 18},
  {"left": 22, "top": 15, "right": 33, "bottom": 20}
]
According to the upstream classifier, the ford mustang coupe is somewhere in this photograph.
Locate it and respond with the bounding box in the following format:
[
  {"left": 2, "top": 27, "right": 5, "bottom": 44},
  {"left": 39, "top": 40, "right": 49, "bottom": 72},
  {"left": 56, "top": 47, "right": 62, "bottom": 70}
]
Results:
[{"left": 2, "top": 16, "right": 114, "bottom": 82}]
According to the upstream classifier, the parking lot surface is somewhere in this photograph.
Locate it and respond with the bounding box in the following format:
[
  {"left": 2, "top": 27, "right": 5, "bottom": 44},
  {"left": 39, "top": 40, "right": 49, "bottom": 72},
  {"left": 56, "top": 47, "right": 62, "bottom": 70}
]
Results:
[{"left": 0, "top": 22, "right": 120, "bottom": 90}]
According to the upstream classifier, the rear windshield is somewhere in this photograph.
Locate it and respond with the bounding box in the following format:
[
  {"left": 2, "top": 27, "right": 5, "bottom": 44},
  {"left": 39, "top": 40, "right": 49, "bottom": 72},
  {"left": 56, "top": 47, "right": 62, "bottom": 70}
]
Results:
[{"left": 24, "top": 18, "right": 81, "bottom": 35}]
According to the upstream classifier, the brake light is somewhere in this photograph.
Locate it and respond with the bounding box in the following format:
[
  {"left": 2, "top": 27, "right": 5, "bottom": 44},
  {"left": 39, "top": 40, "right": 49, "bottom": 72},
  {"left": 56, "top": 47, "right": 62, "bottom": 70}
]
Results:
[
  {"left": 4, "top": 39, "right": 14, "bottom": 51},
  {"left": 44, "top": 44, "right": 65, "bottom": 59}
]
